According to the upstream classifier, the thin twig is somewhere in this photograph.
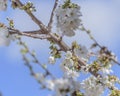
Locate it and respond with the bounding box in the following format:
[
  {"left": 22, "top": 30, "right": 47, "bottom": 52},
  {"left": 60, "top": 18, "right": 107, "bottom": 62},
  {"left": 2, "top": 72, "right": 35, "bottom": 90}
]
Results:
[
  {"left": 80, "top": 25, "right": 120, "bottom": 66},
  {"left": 23, "top": 55, "right": 50, "bottom": 89},
  {"left": 9, "top": 29, "right": 50, "bottom": 40},
  {"left": 47, "top": 0, "right": 59, "bottom": 31},
  {"left": 10, "top": 29, "right": 43, "bottom": 34},
  {"left": 18, "top": 38, "right": 55, "bottom": 79},
  {"left": 8, "top": 28, "right": 46, "bottom": 34},
  {"left": 15, "top": 0, "right": 48, "bottom": 34}
]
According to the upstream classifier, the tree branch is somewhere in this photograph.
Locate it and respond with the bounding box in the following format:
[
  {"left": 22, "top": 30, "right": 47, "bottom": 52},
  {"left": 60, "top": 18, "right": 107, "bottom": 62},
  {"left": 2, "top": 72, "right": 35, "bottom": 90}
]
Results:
[
  {"left": 13, "top": 0, "right": 115, "bottom": 90},
  {"left": 47, "top": 0, "right": 59, "bottom": 31},
  {"left": 9, "top": 28, "right": 50, "bottom": 40},
  {"left": 9, "top": 28, "right": 43, "bottom": 34}
]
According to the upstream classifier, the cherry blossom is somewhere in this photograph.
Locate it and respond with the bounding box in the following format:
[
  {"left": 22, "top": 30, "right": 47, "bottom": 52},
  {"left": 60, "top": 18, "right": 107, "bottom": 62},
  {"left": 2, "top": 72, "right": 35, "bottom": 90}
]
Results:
[
  {"left": 55, "top": 0, "right": 81, "bottom": 37},
  {"left": 46, "top": 78, "right": 81, "bottom": 96},
  {"left": 60, "top": 51, "right": 79, "bottom": 79},
  {"left": 48, "top": 56, "right": 55, "bottom": 64},
  {"left": 74, "top": 44, "right": 88, "bottom": 59},
  {"left": 0, "top": 24, "right": 11, "bottom": 46},
  {"left": 81, "top": 76, "right": 105, "bottom": 96},
  {"left": 0, "top": 0, "right": 7, "bottom": 11}
]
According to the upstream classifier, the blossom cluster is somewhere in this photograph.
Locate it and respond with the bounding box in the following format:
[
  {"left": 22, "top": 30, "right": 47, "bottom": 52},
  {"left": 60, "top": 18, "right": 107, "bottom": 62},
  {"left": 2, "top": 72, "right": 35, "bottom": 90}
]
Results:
[
  {"left": 47, "top": 78, "right": 81, "bottom": 96},
  {"left": 81, "top": 76, "right": 105, "bottom": 96},
  {"left": 60, "top": 51, "right": 79, "bottom": 79},
  {"left": 0, "top": 0, "right": 7, "bottom": 11},
  {"left": 55, "top": 0, "right": 81, "bottom": 37},
  {"left": 34, "top": 72, "right": 81, "bottom": 96}
]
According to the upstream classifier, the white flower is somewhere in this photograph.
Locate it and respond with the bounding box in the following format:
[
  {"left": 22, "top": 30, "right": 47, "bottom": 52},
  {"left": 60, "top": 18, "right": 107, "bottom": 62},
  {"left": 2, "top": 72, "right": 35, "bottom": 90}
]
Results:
[
  {"left": 60, "top": 51, "right": 80, "bottom": 79},
  {"left": 80, "top": 64, "right": 90, "bottom": 73},
  {"left": 61, "top": 58, "right": 74, "bottom": 68},
  {"left": 34, "top": 73, "right": 45, "bottom": 83},
  {"left": 74, "top": 45, "right": 88, "bottom": 59},
  {"left": 70, "top": 79, "right": 81, "bottom": 91},
  {"left": 46, "top": 80, "right": 55, "bottom": 90},
  {"left": 0, "top": 25, "right": 11, "bottom": 46},
  {"left": 54, "top": 78, "right": 70, "bottom": 90},
  {"left": 48, "top": 56, "right": 55, "bottom": 64},
  {"left": 66, "top": 51, "right": 72, "bottom": 59},
  {"left": 81, "top": 76, "right": 105, "bottom": 96},
  {"left": 46, "top": 78, "right": 81, "bottom": 96},
  {"left": 98, "top": 75, "right": 109, "bottom": 85},
  {"left": 55, "top": 2, "right": 81, "bottom": 37},
  {"left": 46, "top": 78, "right": 70, "bottom": 96},
  {"left": 61, "top": 59, "right": 79, "bottom": 79},
  {"left": 98, "top": 63, "right": 113, "bottom": 75},
  {"left": 0, "top": 0, "right": 7, "bottom": 11},
  {"left": 111, "top": 52, "right": 118, "bottom": 63},
  {"left": 62, "top": 28, "right": 75, "bottom": 37},
  {"left": 64, "top": 68, "right": 79, "bottom": 79},
  {"left": 101, "top": 67, "right": 113, "bottom": 75}
]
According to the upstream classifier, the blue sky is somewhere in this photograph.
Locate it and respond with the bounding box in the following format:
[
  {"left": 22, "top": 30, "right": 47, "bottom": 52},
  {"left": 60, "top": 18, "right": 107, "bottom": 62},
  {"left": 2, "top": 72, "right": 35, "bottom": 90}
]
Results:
[{"left": 0, "top": 0, "right": 120, "bottom": 96}]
